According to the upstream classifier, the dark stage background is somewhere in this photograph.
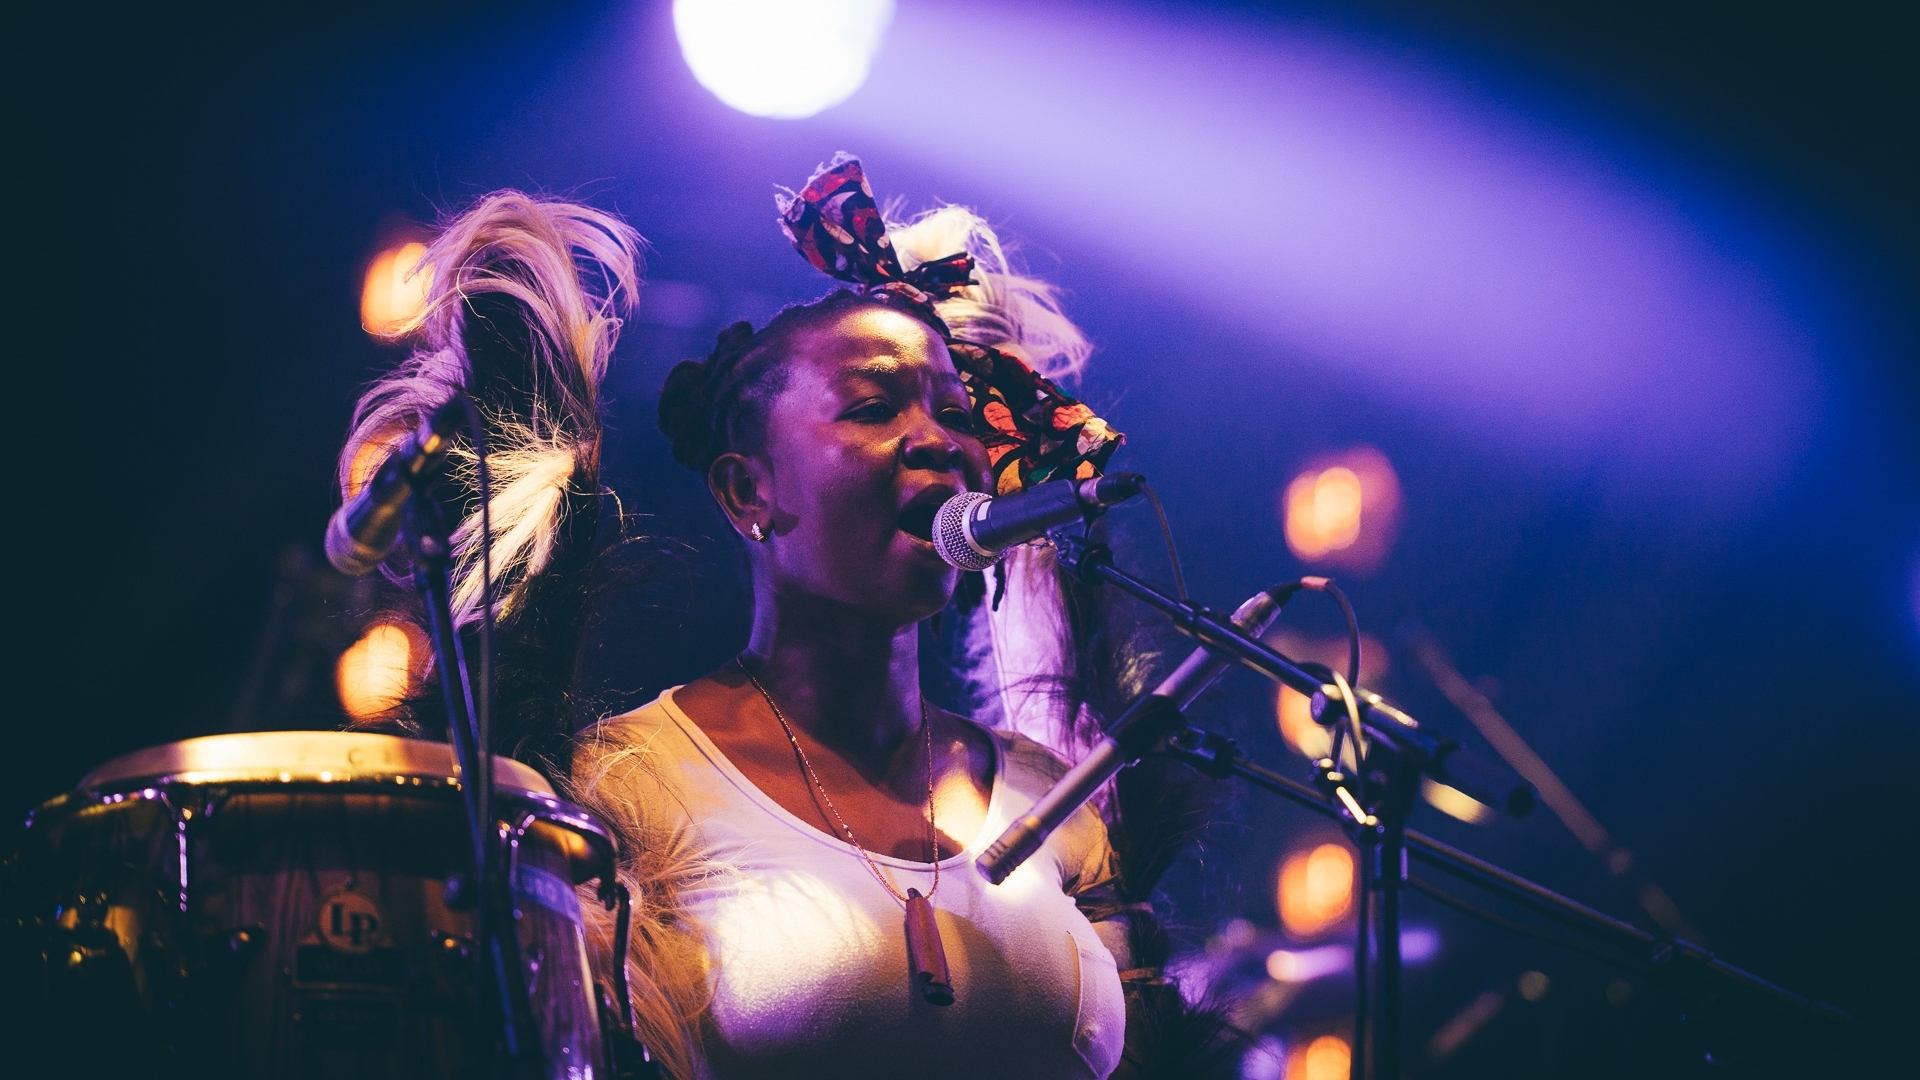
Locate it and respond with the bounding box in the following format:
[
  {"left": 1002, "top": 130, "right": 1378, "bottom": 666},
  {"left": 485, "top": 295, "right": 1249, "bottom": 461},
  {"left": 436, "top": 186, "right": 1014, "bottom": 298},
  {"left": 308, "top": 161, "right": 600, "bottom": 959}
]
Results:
[{"left": 17, "top": 1, "right": 1918, "bottom": 1074}]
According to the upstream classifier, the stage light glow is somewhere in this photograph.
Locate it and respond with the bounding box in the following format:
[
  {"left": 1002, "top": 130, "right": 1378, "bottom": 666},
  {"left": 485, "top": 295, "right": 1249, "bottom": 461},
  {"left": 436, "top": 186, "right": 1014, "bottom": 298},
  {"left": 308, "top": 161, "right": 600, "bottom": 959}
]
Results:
[
  {"left": 1276, "top": 683, "right": 1330, "bottom": 761},
  {"left": 1243, "top": 1038, "right": 1287, "bottom": 1080},
  {"left": 1910, "top": 550, "right": 1919, "bottom": 647},
  {"left": 1285, "top": 466, "right": 1362, "bottom": 558},
  {"left": 1517, "top": 969, "right": 1551, "bottom": 1002},
  {"left": 1278, "top": 842, "right": 1354, "bottom": 937},
  {"left": 836, "top": 4, "right": 1835, "bottom": 507},
  {"left": 1271, "top": 630, "right": 1388, "bottom": 761},
  {"left": 673, "top": 0, "right": 893, "bottom": 119},
  {"left": 360, "top": 241, "right": 430, "bottom": 339},
  {"left": 1284, "top": 1034, "right": 1351, "bottom": 1080},
  {"left": 1421, "top": 777, "right": 1493, "bottom": 824},
  {"left": 1281, "top": 447, "right": 1401, "bottom": 572},
  {"left": 1266, "top": 943, "right": 1348, "bottom": 983},
  {"left": 336, "top": 620, "right": 424, "bottom": 720}
]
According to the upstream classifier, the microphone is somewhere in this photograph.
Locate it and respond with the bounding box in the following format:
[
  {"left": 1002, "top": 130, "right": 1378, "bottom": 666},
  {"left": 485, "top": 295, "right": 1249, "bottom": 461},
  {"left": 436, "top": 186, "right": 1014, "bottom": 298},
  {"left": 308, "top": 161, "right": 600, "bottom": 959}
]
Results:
[
  {"left": 325, "top": 398, "right": 468, "bottom": 576},
  {"left": 933, "top": 472, "right": 1146, "bottom": 571},
  {"left": 977, "top": 587, "right": 1288, "bottom": 884}
]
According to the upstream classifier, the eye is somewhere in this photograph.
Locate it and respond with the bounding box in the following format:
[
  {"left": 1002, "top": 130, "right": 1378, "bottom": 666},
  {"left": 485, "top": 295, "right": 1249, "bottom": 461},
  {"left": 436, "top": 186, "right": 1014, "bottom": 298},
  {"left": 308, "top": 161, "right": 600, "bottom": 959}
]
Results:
[
  {"left": 843, "top": 399, "right": 898, "bottom": 423},
  {"left": 939, "top": 405, "right": 978, "bottom": 433}
]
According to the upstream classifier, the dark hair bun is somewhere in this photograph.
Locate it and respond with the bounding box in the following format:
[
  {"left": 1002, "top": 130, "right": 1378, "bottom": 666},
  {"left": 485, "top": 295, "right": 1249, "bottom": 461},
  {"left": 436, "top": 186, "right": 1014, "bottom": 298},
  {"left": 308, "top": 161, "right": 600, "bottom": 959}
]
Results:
[
  {"left": 658, "top": 358, "right": 715, "bottom": 470},
  {"left": 659, "top": 321, "right": 761, "bottom": 471}
]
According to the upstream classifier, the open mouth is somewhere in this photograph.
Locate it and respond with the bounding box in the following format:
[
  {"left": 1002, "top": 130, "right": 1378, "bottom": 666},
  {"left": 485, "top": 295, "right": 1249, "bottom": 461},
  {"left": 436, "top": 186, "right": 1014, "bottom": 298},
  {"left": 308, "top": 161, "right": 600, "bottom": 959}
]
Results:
[
  {"left": 896, "top": 486, "right": 957, "bottom": 544},
  {"left": 897, "top": 501, "right": 939, "bottom": 543}
]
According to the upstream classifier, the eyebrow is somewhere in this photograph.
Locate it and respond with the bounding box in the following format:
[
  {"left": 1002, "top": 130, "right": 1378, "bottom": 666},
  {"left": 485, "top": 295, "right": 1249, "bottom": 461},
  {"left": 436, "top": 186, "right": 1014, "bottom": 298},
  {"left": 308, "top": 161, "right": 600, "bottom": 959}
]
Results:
[{"left": 838, "top": 360, "right": 968, "bottom": 398}]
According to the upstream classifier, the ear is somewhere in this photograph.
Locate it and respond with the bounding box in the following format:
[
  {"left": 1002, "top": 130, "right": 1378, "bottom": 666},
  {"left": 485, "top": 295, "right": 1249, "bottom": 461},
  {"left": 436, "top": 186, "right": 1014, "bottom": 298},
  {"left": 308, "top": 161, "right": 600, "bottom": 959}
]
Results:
[{"left": 708, "top": 450, "right": 772, "bottom": 540}]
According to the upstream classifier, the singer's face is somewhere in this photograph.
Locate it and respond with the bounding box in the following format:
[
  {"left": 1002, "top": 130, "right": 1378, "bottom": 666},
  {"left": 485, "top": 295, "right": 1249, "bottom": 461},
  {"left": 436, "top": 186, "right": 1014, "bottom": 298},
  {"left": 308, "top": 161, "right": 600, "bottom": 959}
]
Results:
[{"left": 749, "top": 306, "right": 988, "bottom": 623}]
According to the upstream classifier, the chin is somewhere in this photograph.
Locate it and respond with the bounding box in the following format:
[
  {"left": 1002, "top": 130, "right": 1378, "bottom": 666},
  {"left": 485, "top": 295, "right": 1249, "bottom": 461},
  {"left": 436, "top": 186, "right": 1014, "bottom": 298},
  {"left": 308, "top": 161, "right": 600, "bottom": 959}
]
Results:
[
  {"left": 894, "top": 574, "right": 962, "bottom": 625},
  {"left": 861, "top": 561, "right": 959, "bottom": 626}
]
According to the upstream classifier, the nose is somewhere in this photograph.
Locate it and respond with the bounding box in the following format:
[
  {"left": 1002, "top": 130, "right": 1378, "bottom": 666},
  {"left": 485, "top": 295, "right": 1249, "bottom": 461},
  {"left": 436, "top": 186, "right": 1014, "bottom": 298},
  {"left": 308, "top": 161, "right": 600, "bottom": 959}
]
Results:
[{"left": 901, "top": 408, "right": 967, "bottom": 473}]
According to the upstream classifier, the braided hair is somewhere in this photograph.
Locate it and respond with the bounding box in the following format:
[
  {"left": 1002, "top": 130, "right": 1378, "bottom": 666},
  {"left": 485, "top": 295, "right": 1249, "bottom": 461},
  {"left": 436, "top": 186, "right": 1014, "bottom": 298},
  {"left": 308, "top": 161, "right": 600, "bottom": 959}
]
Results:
[{"left": 657, "top": 289, "right": 950, "bottom": 476}]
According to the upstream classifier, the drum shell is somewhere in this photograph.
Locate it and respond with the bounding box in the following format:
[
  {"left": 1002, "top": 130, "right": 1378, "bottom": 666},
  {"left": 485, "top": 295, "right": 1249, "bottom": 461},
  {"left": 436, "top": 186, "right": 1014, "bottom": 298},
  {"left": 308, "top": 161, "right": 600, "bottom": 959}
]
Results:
[{"left": 7, "top": 750, "right": 617, "bottom": 1080}]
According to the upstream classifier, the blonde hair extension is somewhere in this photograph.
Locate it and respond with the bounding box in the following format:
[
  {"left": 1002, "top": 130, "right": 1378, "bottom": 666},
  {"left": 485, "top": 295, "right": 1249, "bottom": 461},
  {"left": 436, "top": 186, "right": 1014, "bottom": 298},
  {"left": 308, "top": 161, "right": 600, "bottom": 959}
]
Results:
[
  {"left": 569, "top": 725, "right": 727, "bottom": 1080},
  {"left": 890, "top": 205, "right": 1100, "bottom": 761},
  {"left": 889, "top": 204, "right": 1092, "bottom": 383},
  {"left": 335, "top": 191, "right": 645, "bottom": 628}
]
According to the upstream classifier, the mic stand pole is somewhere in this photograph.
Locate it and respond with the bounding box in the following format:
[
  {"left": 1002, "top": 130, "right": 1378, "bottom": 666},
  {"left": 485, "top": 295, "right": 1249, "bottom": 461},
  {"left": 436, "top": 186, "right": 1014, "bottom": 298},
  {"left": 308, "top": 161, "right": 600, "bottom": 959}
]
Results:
[
  {"left": 405, "top": 493, "right": 544, "bottom": 1079},
  {"left": 1353, "top": 745, "right": 1418, "bottom": 1080},
  {"left": 1050, "top": 535, "right": 1464, "bottom": 1078},
  {"left": 1160, "top": 726, "right": 1856, "bottom": 1049},
  {"left": 1044, "top": 533, "right": 1854, "bottom": 1077}
]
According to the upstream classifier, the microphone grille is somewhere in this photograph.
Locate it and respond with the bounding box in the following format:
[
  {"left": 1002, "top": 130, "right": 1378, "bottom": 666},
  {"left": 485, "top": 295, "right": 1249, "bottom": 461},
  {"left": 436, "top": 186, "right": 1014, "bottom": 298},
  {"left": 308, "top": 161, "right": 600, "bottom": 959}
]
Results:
[{"left": 932, "top": 490, "right": 996, "bottom": 571}]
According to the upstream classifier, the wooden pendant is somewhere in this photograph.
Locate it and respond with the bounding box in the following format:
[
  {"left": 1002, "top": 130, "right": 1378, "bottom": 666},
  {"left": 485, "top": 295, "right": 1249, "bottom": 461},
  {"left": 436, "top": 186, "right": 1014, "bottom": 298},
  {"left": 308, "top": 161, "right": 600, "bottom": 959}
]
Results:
[{"left": 904, "top": 888, "right": 954, "bottom": 1006}]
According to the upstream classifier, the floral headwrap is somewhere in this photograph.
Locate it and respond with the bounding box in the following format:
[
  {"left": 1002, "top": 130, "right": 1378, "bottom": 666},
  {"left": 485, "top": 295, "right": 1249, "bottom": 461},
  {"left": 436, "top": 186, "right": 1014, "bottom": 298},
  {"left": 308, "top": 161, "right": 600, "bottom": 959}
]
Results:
[{"left": 777, "top": 153, "right": 1122, "bottom": 495}]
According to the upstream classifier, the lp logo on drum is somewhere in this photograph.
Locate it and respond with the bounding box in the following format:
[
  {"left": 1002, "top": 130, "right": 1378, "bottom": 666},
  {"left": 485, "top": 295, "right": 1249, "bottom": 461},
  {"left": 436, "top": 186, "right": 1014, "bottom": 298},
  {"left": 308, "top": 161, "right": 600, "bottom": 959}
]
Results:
[{"left": 317, "top": 890, "right": 384, "bottom": 954}]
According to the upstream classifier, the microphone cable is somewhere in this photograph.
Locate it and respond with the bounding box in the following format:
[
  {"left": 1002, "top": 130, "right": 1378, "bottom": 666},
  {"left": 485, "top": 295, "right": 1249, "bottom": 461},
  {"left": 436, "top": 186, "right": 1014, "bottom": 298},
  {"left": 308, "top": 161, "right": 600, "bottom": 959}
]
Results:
[{"left": 1134, "top": 477, "right": 1189, "bottom": 603}]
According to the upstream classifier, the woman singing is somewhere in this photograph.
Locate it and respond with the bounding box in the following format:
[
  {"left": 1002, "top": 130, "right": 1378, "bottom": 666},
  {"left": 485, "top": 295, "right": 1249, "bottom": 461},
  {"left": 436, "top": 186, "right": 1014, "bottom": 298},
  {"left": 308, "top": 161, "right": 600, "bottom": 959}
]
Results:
[{"left": 337, "top": 157, "right": 1228, "bottom": 1078}]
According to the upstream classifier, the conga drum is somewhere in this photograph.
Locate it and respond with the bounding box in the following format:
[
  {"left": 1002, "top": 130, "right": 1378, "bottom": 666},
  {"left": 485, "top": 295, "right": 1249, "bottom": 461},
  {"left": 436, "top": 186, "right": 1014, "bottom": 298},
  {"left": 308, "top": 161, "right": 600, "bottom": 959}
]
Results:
[{"left": 5, "top": 730, "right": 625, "bottom": 1079}]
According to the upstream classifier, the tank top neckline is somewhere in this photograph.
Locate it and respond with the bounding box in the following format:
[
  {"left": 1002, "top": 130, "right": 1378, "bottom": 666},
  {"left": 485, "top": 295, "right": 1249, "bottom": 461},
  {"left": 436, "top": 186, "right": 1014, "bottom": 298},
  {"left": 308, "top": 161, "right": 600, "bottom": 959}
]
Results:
[{"left": 657, "top": 685, "right": 1008, "bottom": 872}]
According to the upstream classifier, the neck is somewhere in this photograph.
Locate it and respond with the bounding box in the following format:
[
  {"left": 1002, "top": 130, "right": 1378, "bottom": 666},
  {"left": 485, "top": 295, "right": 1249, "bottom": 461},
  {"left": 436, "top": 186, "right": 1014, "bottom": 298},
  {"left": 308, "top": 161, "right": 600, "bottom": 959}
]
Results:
[{"left": 741, "top": 591, "right": 925, "bottom": 764}]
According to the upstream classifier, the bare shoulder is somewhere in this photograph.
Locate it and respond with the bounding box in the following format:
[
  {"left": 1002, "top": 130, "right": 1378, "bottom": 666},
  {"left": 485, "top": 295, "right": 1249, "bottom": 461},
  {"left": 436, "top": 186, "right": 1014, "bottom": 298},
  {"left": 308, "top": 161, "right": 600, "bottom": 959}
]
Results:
[
  {"left": 928, "top": 703, "right": 999, "bottom": 793},
  {"left": 989, "top": 726, "right": 1080, "bottom": 788},
  {"left": 569, "top": 689, "right": 687, "bottom": 789},
  {"left": 665, "top": 667, "right": 761, "bottom": 742}
]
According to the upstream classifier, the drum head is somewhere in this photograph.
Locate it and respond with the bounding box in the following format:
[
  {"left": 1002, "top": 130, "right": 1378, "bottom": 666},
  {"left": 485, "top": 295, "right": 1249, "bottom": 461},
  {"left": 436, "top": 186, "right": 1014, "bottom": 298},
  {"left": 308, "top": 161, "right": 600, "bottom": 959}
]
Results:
[{"left": 76, "top": 729, "right": 557, "bottom": 798}]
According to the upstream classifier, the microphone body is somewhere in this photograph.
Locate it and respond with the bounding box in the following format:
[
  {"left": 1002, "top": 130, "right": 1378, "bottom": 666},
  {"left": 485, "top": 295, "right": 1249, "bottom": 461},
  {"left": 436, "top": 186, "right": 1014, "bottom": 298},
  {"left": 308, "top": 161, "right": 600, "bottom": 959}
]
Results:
[
  {"left": 977, "top": 587, "right": 1287, "bottom": 884},
  {"left": 933, "top": 473, "right": 1145, "bottom": 571},
  {"left": 325, "top": 399, "right": 467, "bottom": 576}
]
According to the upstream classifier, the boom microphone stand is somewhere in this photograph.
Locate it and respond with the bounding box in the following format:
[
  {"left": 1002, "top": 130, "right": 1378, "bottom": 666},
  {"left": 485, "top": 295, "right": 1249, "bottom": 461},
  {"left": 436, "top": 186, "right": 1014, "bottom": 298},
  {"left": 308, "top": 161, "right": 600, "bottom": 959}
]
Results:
[
  {"left": 1161, "top": 726, "right": 1858, "bottom": 1070},
  {"left": 404, "top": 460, "right": 546, "bottom": 1079},
  {"left": 1044, "top": 532, "right": 1852, "bottom": 1078}
]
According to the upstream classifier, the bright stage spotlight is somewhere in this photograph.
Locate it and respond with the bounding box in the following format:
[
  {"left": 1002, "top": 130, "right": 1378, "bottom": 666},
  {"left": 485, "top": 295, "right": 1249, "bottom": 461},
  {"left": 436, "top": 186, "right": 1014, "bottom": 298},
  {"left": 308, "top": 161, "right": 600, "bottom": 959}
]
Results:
[{"left": 673, "top": 0, "right": 893, "bottom": 119}]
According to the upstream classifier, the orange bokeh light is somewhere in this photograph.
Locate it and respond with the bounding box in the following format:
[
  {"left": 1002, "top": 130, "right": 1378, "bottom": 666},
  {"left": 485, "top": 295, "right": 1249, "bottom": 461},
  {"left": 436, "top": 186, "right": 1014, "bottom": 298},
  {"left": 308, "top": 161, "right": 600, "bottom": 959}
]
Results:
[
  {"left": 1279, "top": 447, "right": 1401, "bottom": 573},
  {"left": 1277, "top": 842, "right": 1355, "bottom": 937},
  {"left": 336, "top": 619, "right": 426, "bottom": 721},
  {"left": 1285, "top": 466, "right": 1363, "bottom": 558},
  {"left": 360, "top": 241, "right": 431, "bottom": 338},
  {"left": 1277, "top": 684, "right": 1330, "bottom": 760},
  {"left": 1270, "top": 631, "right": 1388, "bottom": 761},
  {"left": 1284, "top": 1034, "right": 1352, "bottom": 1080}
]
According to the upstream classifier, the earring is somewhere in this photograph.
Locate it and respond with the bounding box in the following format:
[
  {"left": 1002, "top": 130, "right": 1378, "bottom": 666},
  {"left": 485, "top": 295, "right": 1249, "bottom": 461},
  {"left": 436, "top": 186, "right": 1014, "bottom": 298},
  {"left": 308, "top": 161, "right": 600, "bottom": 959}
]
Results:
[{"left": 749, "top": 522, "right": 768, "bottom": 543}]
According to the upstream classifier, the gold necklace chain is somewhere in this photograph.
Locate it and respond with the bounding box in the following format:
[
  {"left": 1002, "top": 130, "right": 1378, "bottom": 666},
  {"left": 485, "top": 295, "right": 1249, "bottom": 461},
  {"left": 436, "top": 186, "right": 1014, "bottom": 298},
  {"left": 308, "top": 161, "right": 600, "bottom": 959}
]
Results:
[{"left": 737, "top": 657, "right": 941, "bottom": 905}]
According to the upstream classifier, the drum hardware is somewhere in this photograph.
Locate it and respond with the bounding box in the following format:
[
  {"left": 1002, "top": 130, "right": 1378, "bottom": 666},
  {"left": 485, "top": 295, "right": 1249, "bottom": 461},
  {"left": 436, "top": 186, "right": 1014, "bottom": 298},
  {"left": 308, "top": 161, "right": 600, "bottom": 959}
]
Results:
[
  {"left": 605, "top": 878, "right": 636, "bottom": 1035},
  {"left": 188, "top": 923, "right": 266, "bottom": 996},
  {"left": 443, "top": 870, "right": 475, "bottom": 910},
  {"left": 7, "top": 730, "right": 632, "bottom": 1079},
  {"left": 431, "top": 928, "right": 475, "bottom": 961},
  {"left": 588, "top": 877, "right": 660, "bottom": 1080}
]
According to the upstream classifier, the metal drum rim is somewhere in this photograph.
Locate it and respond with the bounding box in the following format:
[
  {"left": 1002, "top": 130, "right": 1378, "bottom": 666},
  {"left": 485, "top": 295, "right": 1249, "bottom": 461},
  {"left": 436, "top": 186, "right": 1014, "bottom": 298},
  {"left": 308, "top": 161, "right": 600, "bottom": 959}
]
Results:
[
  {"left": 32, "top": 730, "right": 621, "bottom": 879},
  {"left": 75, "top": 729, "right": 553, "bottom": 793}
]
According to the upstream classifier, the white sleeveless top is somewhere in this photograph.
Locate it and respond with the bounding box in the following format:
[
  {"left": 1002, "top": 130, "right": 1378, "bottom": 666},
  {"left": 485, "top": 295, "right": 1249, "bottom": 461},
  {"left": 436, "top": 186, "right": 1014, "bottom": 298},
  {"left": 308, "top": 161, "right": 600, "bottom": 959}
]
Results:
[{"left": 590, "top": 689, "right": 1127, "bottom": 1079}]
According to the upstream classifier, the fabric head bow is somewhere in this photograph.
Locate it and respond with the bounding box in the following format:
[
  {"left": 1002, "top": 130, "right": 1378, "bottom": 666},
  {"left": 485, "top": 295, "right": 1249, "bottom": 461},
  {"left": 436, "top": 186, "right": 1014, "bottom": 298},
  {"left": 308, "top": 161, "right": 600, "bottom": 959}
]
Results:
[
  {"left": 777, "top": 153, "right": 1123, "bottom": 496},
  {"left": 777, "top": 152, "right": 974, "bottom": 322}
]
